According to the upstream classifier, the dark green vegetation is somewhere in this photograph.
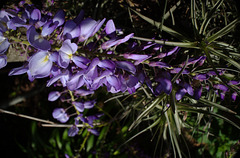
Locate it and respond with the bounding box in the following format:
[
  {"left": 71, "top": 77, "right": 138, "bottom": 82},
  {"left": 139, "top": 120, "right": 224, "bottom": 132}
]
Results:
[{"left": 0, "top": 0, "right": 240, "bottom": 157}]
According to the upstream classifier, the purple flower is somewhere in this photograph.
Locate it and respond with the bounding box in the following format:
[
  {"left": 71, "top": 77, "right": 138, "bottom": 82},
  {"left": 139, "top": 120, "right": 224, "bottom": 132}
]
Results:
[
  {"left": 63, "top": 20, "right": 80, "bottom": 39},
  {"left": 41, "top": 20, "right": 58, "bottom": 37},
  {"left": 58, "top": 39, "right": 78, "bottom": 68},
  {"left": 232, "top": 92, "right": 237, "bottom": 101},
  {"left": 84, "top": 100, "right": 96, "bottom": 109},
  {"left": 101, "top": 33, "right": 134, "bottom": 49},
  {"left": 105, "top": 19, "right": 116, "bottom": 37},
  {"left": 155, "top": 71, "right": 172, "bottom": 95},
  {"left": 73, "top": 101, "right": 84, "bottom": 112},
  {"left": 88, "top": 128, "right": 99, "bottom": 136},
  {"left": 176, "top": 88, "right": 187, "bottom": 100},
  {"left": 52, "top": 108, "right": 69, "bottom": 123},
  {"left": 116, "top": 61, "right": 136, "bottom": 74},
  {"left": 148, "top": 61, "right": 171, "bottom": 68},
  {"left": 66, "top": 70, "right": 85, "bottom": 90},
  {"left": 0, "top": 55, "right": 7, "bottom": 69},
  {"left": 194, "top": 86, "right": 202, "bottom": 100},
  {"left": 53, "top": 9, "right": 65, "bottom": 27},
  {"left": 78, "top": 18, "right": 105, "bottom": 42},
  {"left": 47, "top": 70, "right": 70, "bottom": 87},
  {"left": 30, "top": 8, "right": 41, "bottom": 24},
  {"left": 0, "top": 32, "right": 10, "bottom": 54},
  {"left": 7, "top": 16, "right": 28, "bottom": 30},
  {"left": 193, "top": 73, "right": 209, "bottom": 81},
  {"left": 28, "top": 51, "right": 53, "bottom": 78},
  {"left": 123, "top": 54, "right": 151, "bottom": 65},
  {"left": 8, "top": 64, "right": 29, "bottom": 76},
  {"left": 68, "top": 125, "right": 79, "bottom": 137},
  {"left": 27, "top": 26, "right": 51, "bottom": 50},
  {"left": 48, "top": 91, "right": 61, "bottom": 101},
  {"left": 74, "top": 89, "right": 94, "bottom": 96}
]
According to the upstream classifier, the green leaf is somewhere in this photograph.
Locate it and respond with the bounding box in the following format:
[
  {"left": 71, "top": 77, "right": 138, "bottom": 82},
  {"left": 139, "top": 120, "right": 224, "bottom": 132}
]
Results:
[
  {"left": 199, "top": 0, "right": 224, "bottom": 35},
  {"left": 178, "top": 105, "right": 240, "bottom": 130},
  {"left": 129, "top": 8, "right": 191, "bottom": 41},
  {"left": 128, "top": 94, "right": 165, "bottom": 130},
  {"left": 132, "top": 36, "right": 199, "bottom": 48},
  {"left": 198, "top": 98, "right": 236, "bottom": 114},
  {"left": 87, "top": 135, "right": 95, "bottom": 152},
  {"left": 207, "top": 18, "right": 240, "bottom": 43}
]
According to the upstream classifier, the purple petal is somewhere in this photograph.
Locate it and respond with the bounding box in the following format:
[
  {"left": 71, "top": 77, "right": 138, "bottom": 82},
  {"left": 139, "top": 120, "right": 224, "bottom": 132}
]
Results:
[
  {"left": 79, "top": 18, "right": 97, "bottom": 42},
  {"left": 27, "top": 26, "right": 51, "bottom": 50},
  {"left": 101, "top": 38, "right": 119, "bottom": 49},
  {"left": 73, "top": 10, "right": 84, "bottom": 25},
  {"left": 98, "top": 59, "right": 115, "bottom": 70},
  {"left": 193, "top": 74, "right": 209, "bottom": 81},
  {"left": 48, "top": 91, "right": 61, "bottom": 101},
  {"left": 72, "top": 56, "right": 89, "bottom": 69},
  {"left": 8, "top": 64, "right": 28, "bottom": 76},
  {"left": 52, "top": 108, "right": 69, "bottom": 123},
  {"left": 91, "top": 18, "right": 105, "bottom": 36},
  {"left": 105, "top": 19, "right": 116, "bottom": 36},
  {"left": 67, "top": 70, "right": 85, "bottom": 90},
  {"left": 84, "top": 100, "right": 96, "bottom": 109},
  {"left": 88, "top": 128, "right": 99, "bottom": 136},
  {"left": 214, "top": 84, "right": 228, "bottom": 91},
  {"left": 7, "top": 17, "right": 27, "bottom": 30},
  {"left": 41, "top": 20, "right": 58, "bottom": 37},
  {"left": 106, "top": 75, "right": 121, "bottom": 90},
  {"left": 30, "top": 9, "right": 41, "bottom": 23},
  {"left": 170, "top": 68, "right": 189, "bottom": 74},
  {"left": 73, "top": 101, "right": 84, "bottom": 112},
  {"left": 0, "top": 55, "right": 7, "bottom": 69},
  {"left": 183, "top": 82, "right": 194, "bottom": 96},
  {"left": 116, "top": 61, "right": 136, "bottom": 74},
  {"left": 159, "top": 78, "right": 172, "bottom": 94},
  {"left": 148, "top": 61, "right": 170, "bottom": 68},
  {"left": 29, "top": 51, "right": 52, "bottom": 78},
  {"left": 166, "top": 46, "right": 179, "bottom": 56},
  {"left": 53, "top": 9, "right": 65, "bottom": 27},
  {"left": 194, "top": 86, "right": 202, "bottom": 100},
  {"left": 68, "top": 125, "right": 79, "bottom": 137},
  {"left": 60, "top": 39, "right": 78, "bottom": 55},
  {"left": 63, "top": 20, "right": 80, "bottom": 39},
  {"left": 0, "top": 37, "right": 10, "bottom": 54},
  {"left": 232, "top": 92, "right": 237, "bottom": 101},
  {"left": 176, "top": 88, "right": 187, "bottom": 100},
  {"left": 85, "top": 58, "right": 100, "bottom": 79},
  {"left": 126, "top": 75, "right": 138, "bottom": 88},
  {"left": 74, "top": 89, "right": 94, "bottom": 96}
]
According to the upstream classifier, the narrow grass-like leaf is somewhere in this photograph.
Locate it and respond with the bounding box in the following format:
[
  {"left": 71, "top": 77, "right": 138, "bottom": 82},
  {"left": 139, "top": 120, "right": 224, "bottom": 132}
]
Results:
[
  {"left": 129, "top": 93, "right": 165, "bottom": 130},
  {"left": 165, "top": 110, "right": 182, "bottom": 158},
  {"left": 129, "top": 8, "right": 191, "bottom": 41},
  {"left": 124, "top": 117, "right": 161, "bottom": 145},
  {"left": 191, "top": 0, "right": 198, "bottom": 34},
  {"left": 207, "top": 18, "right": 240, "bottom": 43},
  {"left": 199, "top": 0, "right": 224, "bottom": 35},
  {"left": 198, "top": 98, "right": 236, "bottom": 114},
  {"left": 132, "top": 36, "right": 199, "bottom": 48},
  {"left": 209, "top": 47, "right": 240, "bottom": 70},
  {"left": 178, "top": 105, "right": 240, "bottom": 130}
]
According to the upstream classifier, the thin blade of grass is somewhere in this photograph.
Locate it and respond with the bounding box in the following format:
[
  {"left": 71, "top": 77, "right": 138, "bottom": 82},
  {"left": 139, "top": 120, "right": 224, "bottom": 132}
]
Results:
[
  {"left": 128, "top": 93, "right": 165, "bottom": 130},
  {"left": 132, "top": 36, "right": 199, "bottom": 48},
  {"left": 178, "top": 106, "right": 240, "bottom": 130},
  {"left": 199, "top": 0, "right": 224, "bottom": 35},
  {"left": 198, "top": 98, "right": 236, "bottom": 114},
  {"left": 207, "top": 18, "right": 240, "bottom": 43},
  {"left": 129, "top": 8, "right": 191, "bottom": 41}
]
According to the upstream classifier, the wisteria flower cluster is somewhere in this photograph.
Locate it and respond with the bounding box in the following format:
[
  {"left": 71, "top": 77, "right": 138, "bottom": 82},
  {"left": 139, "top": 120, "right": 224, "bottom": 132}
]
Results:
[{"left": 0, "top": 2, "right": 239, "bottom": 138}]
